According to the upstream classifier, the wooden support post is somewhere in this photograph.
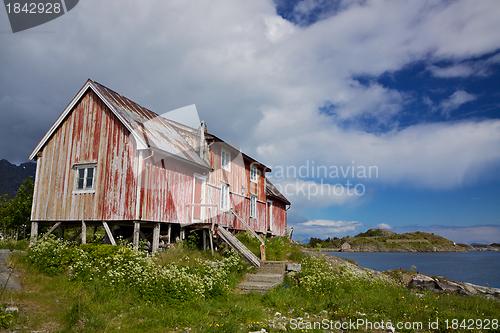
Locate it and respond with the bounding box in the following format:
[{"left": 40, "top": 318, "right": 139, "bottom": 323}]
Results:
[
  {"left": 209, "top": 229, "right": 214, "bottom": 256},
  {"left": 167, "top": 224, "right": 171, "bottom": 244},
  {"left": 69, "top": 229, "right": 82, "bottom": 242},
  {"left": 43, "top": 222, "right": 61, "bottom": 239},
  {"left": 203, "top": 229, "right": 207, "bottom": 250},
  {"left": 133, "top": 222, "right": 140, "bottom": 251},
  {"left": 260, "top": 244, "right": 266, "bottom": 261},
  {"left": 81, "top": 220, "right": 86, "bottom": 244},
  {"left": 180, "top": 227, "right": 185, "bottom": 240},
  {"left": 152, "top": 223, "right": 160, "bottom": 254},
  {"left": 102, "top": 221, "right": 116, "bottom": 246},
  {"left": 30, "top": 221, "right": 38, "bottom": 246},
  {"left": 58, "top": 224, "right": 65, "bottom": 240}
]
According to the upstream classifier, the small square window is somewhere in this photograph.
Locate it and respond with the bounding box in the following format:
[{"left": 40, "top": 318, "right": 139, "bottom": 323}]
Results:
[
  {"left": 221, "top": 148, "right": 231, "bottom": 172},
  {"left": 250, "top": 166, "right": 258, "bottom": 183},
  {"left": 250, "top": 195, "right": 257, "bottom": 218},
  {"left": 74, "top": 164, "right": 96, "bottom": 192}
]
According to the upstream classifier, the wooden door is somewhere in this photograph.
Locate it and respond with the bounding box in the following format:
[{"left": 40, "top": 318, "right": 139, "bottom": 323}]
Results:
[
  {"left": 266, "top": 200, "right": 273, "bottom": 232},
  {"left": 192, "top": 175, "right": 206, "bottom": 222}
]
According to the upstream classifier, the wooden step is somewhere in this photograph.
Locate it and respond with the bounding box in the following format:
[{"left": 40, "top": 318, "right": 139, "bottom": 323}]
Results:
[
  {"left": 237, "top": 281, "right": 281, "bottom": 293},
  {"left": 257, "top": 261, "right": 286, "bottom": 275},
  {"left": 246, "top": 273, "right": 284, "bottom": 284}
]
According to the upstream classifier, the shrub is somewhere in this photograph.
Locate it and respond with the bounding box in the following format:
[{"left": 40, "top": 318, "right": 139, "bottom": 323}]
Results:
[
  {"left": 28, "top": 236, "right": 247, "bottom": 304},
  {"left": 0, "top": 304, "right": 14, "bottom": 329},
  {"left": 28, "top": 235, "right": 79, "bottom": 276}
]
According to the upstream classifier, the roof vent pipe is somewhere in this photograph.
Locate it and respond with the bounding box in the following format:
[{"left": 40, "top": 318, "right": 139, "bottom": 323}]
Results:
[{"left": 199, "top": 121, "right": 205, "bottom": 159}]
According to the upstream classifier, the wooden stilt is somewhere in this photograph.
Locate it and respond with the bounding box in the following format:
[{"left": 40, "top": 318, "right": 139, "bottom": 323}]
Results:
[
  {"left": 180, "top": 227, "right": 185, "bottom": 240},
  {"left": 152, "top": 223, "right": 160, "bottom": 254},
  {"left": 30, "top": 221, "right": 38, "bottom": 246},
  {"left": 102, "top": 221, "right": 116, "bottom": 246},
  {"left": 43, "top": 222, "right": 61, "bottom": 239},
  {"left": 133, "top": 222, "right": 140, "bottom": 251},
  {"left": 167, "top": 224, "right": 171, "bottom": 244},
  {"left": 58, "top": 224, "right": 65, "bottom": 240},
  {"left": 203, "top": 229, "right": 207, "bottom": 250},
  {"left": 209, "top": 229, "right": 214, "bottom": 256},
  {"left": 81, "top": 220, "right": 86, "bottom": 244},
  {"left": 69, "top": 229, "right": 82, "bottom": 242}
]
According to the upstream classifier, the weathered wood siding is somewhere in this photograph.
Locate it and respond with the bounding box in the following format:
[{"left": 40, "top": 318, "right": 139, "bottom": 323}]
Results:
[
  {"left": 31, "top": 86, "right": 287, "bottom": 233},
  {"left": 140, "top": 158, "right": 206, "bottom": 223},
  {"left": 31, "top": 90, "right": 137, "bottom": 222},
  {"left": 271, "top": 200, "right": 287, "bottom": 236},
  {"left": 206, "top": 144, "right": 279, "bottom": 234}
]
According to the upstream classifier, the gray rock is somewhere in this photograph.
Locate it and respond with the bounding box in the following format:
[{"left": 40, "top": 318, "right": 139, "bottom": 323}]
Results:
[
  {"left": 5, "top": 306, "right": 18, "bottom": 314},
  {"left": 287, "top": 263, "right": 301, "bottom": 272},
  {"left": 0, "top": 249, "right": 22, "bottom": 291}
]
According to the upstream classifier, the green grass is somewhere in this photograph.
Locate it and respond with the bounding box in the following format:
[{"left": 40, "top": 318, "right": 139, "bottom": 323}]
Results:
[{"left": 1, "top": 237, "right": 499, "bottom": 332}]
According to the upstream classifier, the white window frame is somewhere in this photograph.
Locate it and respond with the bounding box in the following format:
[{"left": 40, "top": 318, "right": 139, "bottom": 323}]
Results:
[
  {"left": 250, "top": 194, "right": 257, "bottom": 218},
  {"left": 221, "top": 182, "right": 230, "bottom": 211},
  {"left": 73, "top": 163, "right": 97, "bottom": 194},
  {"left": 250, "top": 165, "right": 258, "bottom": 183},
  {"left": 221, "top": 148, "right": 231, "bottom": 172}
]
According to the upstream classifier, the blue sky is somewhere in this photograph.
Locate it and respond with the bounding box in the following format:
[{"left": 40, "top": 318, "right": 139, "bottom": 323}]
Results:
[{"left": 1, "top": 0, "right": 499, "bottom": 244}]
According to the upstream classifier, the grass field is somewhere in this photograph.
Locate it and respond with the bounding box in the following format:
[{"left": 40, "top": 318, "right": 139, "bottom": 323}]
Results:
[{"left": 0, "top": 235, "right": 498, "bottom": 332}]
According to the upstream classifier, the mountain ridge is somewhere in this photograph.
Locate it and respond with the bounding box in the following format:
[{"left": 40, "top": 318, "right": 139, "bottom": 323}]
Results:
[{"left": 0, "top": 159, "right": 36, "bottom": 199}]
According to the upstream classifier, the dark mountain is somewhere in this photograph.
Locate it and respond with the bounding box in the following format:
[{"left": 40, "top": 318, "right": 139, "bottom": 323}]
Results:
[{"left": 0, "top": 159, "right": 36, "bottom": 199}]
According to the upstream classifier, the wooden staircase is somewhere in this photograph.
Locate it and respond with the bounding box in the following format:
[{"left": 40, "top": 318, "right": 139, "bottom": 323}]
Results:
[
  {"left": 217, "top": 226, "right": 261, "bottom": 267},
  {"left": 237, "top": 261, "right": 286, "bottom": 293}
]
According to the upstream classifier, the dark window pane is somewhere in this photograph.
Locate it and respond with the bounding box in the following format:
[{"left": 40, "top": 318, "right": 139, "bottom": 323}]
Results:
[
  {"left": 78, "top": 168, "right": 85, "bottom": 179},
  {"left": 78, "top": 179, "right": 84, "bottom": 189},
  {"left": 87, "top": 167, "right": 94, "bottom": 178},
  {"left": 86, "top": 177, "right": 93, "bottom": 188}
]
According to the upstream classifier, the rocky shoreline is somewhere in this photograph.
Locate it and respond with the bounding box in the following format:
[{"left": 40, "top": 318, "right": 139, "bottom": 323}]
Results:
[
  {"left": 304, "top": 250, "right": 500, "bottom": 300},
  {"left": 316, "top": 245, "right": 499, "bottom": 252}
]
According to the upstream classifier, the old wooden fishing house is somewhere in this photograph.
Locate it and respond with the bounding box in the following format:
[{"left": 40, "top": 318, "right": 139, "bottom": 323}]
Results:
[{"left": 28, "top": 79, "right": 290, "bottom": 263}]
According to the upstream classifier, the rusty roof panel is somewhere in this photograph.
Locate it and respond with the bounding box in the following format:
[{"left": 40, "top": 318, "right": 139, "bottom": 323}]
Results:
[
  {"left": 91, "top": 81, "right": 211, "bottom": 170},
  {"left": 266, "top": 178, "right": 291, "bottom": 205}
]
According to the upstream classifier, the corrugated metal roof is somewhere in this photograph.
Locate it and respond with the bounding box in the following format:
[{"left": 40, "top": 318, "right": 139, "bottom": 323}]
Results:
[
  {"left": 91, "top": 81, "right": 211, "bottom": 169},
  {"left": 30, "top": 79, "right": 211, "bottom": 170},
  {"left": 266, "top": 178, "right": 291, "bottom": 205}
]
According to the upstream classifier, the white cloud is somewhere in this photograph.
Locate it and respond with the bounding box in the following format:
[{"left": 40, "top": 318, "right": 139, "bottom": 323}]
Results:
[
  {"left": 439, "top": 91, "right": 477, "bottom": 117},
  {"left": 271, "top": 178, "right": 363, "bottom": 210},
  {"left": 393, "top": 225, "right": 500, "bottom": 245},
  {"left": 264, "top": 15, "right": 295, "bottom": 43},
  {"left": 2, "top": 0, "right": 500, "bottom": 188},
  {"left": 258, "top": 118, "right": 500, "bottom": 190},
  {"left": 376, "top": 223, "right": 392, "bottom": 230},
  {"left": 296, "top": 219, "right": 363, "bottom": 237}
]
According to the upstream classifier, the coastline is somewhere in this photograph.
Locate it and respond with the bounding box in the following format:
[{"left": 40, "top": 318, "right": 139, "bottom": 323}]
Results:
[
  {"left": 310, "top": 246, "right": 499, "bottom": 253},
  {"left": 303, "top": 249, "right": 500, "bottom": 299}
]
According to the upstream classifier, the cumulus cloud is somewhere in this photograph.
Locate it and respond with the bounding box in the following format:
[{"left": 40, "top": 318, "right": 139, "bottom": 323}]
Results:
[
  {"left": 258, "top": 118, "right": 500, "bottom": 190},
  {"left": 271, "top": 178, "right": 363, "bottom": 210},
  {"left": 295, "top": 219, "right": 363, "bottom": 238},
  {"left": 1, "top": 0, "right": 500, "bottom": 192},
  {"left": 376, "top": 223, "right": 392, "bottom": 230}
]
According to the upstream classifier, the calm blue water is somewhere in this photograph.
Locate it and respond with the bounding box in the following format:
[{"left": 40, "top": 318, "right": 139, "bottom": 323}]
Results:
[{"left": 326, "top": 251, "right": 500, "bottom": 288}]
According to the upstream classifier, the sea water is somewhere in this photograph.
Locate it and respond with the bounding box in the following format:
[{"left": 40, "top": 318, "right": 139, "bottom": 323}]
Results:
[{"left": 326, "top": 251, "right": 500, "bottom": 288}]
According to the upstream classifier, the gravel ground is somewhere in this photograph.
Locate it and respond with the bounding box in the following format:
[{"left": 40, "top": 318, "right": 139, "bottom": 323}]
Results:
[{"left": 0, "top": 249, "right": 22, "bottom": 291}]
